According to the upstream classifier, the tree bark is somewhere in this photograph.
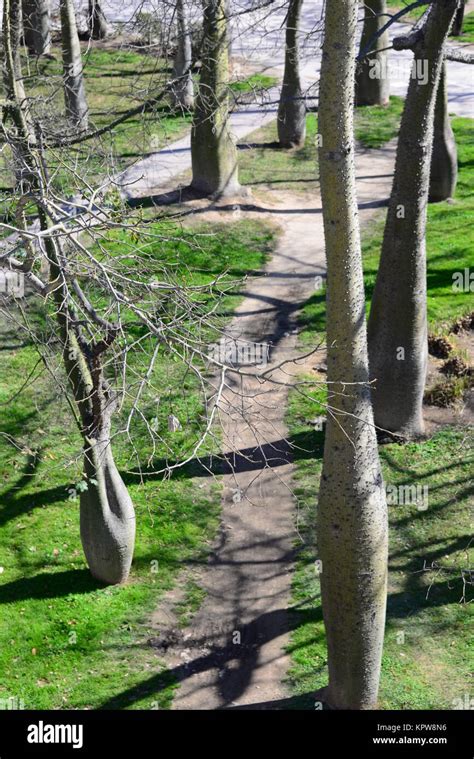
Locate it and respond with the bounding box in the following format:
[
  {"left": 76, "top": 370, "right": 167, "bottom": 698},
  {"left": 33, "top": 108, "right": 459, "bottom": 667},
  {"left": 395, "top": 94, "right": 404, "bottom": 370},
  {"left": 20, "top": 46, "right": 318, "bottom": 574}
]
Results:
[
  {"left": 172, "top": 0, "right": 194, "bottom": 110},
  {"left": 88, "top": 0, "right": 110, "bottom": 40},
  {"left": 367, "top": 0, "right": 460, "bottom": 439},
  {"left": 277, "top": 0, "right": 306, "bottom": 148},
  {"left": 22, "top": 0, "right": 51, "bottom": 55},
  {"left": 451, "top": 1, "right": 464, "bottom": 35},
  {"left": 429, "top": 60, "right": 457, "bottom": 202},
  {"left": 190, "top": 0, "right": 240, "bottom": 197},
  {"left": 356, "top": 0, "right": 390, "bottom": 106},
  {"left": 60, "top": 0, "right": 89, "bottom": 131},
  {"left": 317, "top": 0, "right": 388, "bottom": 710}
]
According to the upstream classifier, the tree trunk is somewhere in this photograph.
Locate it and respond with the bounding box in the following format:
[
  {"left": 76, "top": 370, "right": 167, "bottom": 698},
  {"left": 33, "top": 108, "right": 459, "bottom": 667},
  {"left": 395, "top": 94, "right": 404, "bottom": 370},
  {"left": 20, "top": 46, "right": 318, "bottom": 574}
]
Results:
[
  {"left": 3, "top": 0, "right": 34, "bottom": 180},
  {"left": 172, "top": 0, "right": 194, "bottom": 110},
  {"left": 88, "top": 0, "right": 110, "bottom": 40},
  {"left": 317, "top": 0, "right": 388, "bottom": 710},
  {"left": 356, "top": 0, "right": 390, "bottom": 106},
  {"left": 367, "top": 0, "right": 459, "bottom": 438},
  {"left": 277, "top": 0, "right": 306, "bottom": 148},
  {"left": 22, "top": 0, "right": 51, "bottom": 55},
  {"left": 60, "top": 0, "right": 89, "bottom": 131},
  {"left": 52, "top": 280, "right": 135, "bottom": 585},
  {"left": 451, "top": 2, "right": 464, "bottom": 35},
  {"left": 80, "top": 429, "right": 135, "bottom": 585},
  {"left": 429, "top": 61, "right": 457, "bottom": 202},
  {"left": 190, "top": 0, "right": 240, "bottom": 197}
]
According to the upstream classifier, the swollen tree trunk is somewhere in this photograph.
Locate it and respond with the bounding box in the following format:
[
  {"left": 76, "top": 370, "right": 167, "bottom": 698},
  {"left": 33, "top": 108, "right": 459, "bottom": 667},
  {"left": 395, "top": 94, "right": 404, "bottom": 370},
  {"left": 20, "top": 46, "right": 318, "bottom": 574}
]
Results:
[
  {"left": 172, "top": 0, "right": 194, "bottom": 110},
  {"left": 88, "top": 0, "right": 110, "bottom": 40},
  {"left": 55, "top": 311, "right": 135, "bottom": 585},
  {"left": 190, "top": 0, "right": 240, "bottom": 197},
  {"left": 317, "top": 0, "right": 388, "bottom": 710},
  {"left": 429, "top": 60, "right": 457, "bottom": 202},
  {"left": 60, "top": 0, "right": 89, "bottom": 131},
  {"left": 22, "top": 0, "right": 51, "bottom": 55},
  {"left": 451, "top": 1, "right": 464, "bottom": 35},
  {"left": 356, "top": 0, "right": 390, "bottom": 106},
  {"left": 367, "top": 0, "right": 459, "bottom": 438},
  {"left": 277, "top": 0, "right": 306, "bottom": 148},
  {"left": 3, "top": 0, "right": 135, "bottom": 586}
]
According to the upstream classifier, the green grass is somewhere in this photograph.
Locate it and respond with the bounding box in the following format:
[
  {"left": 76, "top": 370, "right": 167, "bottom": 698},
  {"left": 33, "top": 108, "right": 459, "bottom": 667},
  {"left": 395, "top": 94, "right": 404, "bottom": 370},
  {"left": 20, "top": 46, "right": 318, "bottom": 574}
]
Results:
[
  {"left": 238, "top": 113, "right": 320, "bottom": 192},
  {"left": 238, "top": 97, "right": 404, "bottom": 192},
  {"left": 458, "top": 11, "right": 474, "bottom": 43},
  {"left": 284, "top": 116, "right": 474, "bottom": 708},
  {"left": 299, "top": 117, "right": 474, "bottom": 345},
  {"left": 285, "top": 420, "right": 473, "bottom": 709},
  {"left": 386, "top": 0, "right": 427, "bottom": 22},
  {"left": 229, "top": 73, "right": 277, "bottom": 94},
  {"left": 0, "top": 46, "right": 276, "bottom": 195},
  {"left": 355, "top": 96, "right": 405, "bottom": 148},
  {"left": 0, "top": 219, "right": 277, "bottom": 710}
]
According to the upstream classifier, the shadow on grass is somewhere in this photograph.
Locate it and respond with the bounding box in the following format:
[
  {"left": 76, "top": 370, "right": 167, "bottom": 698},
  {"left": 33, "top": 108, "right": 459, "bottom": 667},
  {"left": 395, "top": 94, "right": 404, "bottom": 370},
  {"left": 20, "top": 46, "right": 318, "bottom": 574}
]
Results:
[{"left": 0, "top": 568, "right": 102, "bottom": 603}]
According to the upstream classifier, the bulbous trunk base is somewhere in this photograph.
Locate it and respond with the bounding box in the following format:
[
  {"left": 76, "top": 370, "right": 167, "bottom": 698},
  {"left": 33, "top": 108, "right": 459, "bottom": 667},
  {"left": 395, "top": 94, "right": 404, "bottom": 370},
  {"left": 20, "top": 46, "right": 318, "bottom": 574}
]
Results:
[{"left": 80, "top": 443, "right": 135, "bottom": 585}]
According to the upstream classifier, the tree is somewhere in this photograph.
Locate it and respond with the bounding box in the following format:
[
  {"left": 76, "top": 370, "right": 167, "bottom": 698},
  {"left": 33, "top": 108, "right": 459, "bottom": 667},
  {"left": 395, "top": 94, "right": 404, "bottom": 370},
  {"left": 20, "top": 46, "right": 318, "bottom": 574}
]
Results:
[
  {"left": 367, "top": 0, "right": 460, "bottom": 439},
  {"left": 316, "top": 0, "right": 388, "bottom": 709},
  {"left": 277, "top": 0, "right": 306, "bottom": 148},
  {"left": 451, "top": 0, "right": 465, "bottom": 35},
  {"left": 190, "top": 0, "right": 240, "bottom": 197},
  {"left": 60, "top": 0, "right": 89, "bottom": 131},
  {"left": 356, "top": 0, "right": 390, "bottom": 106},
  {"left": 88, "top": 0, "right": 111, "bottom": 40},
  {"left": 171, "top": 0, "right": 194, "bottom": 110},
  {"left": 22, "top": 0, "right": 51, "bottom": 56},
  {"left": 429, "top": 60, "right": 458, "bottom": 202},
  {"left": 1, "top": 0, "right": 230, "bottom": 585}
]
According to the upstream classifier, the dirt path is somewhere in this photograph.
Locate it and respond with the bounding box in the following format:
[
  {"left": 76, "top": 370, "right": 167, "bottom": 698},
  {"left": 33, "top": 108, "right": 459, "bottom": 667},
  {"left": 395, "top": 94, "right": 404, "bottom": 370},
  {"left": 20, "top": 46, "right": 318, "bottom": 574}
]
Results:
[{"left": 148, "top": 142, "right": 397, "bottom": 710}]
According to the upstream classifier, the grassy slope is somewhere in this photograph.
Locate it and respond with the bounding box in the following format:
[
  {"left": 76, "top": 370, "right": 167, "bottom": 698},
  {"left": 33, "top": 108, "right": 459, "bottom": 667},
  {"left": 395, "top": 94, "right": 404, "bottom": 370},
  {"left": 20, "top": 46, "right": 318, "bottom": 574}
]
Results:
[
  {"left": 285, "top": 117, "right": 474, "bottom": 708},
  {"left": 0, "top": 219, "right": 277, "bottom": 710}
]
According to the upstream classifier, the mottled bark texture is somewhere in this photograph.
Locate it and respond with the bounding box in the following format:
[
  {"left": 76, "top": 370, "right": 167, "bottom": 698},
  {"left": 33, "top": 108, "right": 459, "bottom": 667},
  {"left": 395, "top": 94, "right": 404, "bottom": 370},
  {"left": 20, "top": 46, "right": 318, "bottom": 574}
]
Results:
[
  {"left": 88, "top": 0, "right": 110, "bottom": 39},
  {"left": 3, "top": 0, "right": 135, "bottom": 586},
  {"left": 277, "top": 0, "right": 306, "bottom": 148},
  {"left": 22, "top": 0, "right": 51, "bottom": 55},
  {"left": 367, "top": 0, "right": 460, "bottom": 439},
  {"left": 60, "top": 0, "right": 89, "bottom": 131},
  {"left": 356, "top": 0, "right": 390, "bottom": 106},
  {"left": 429, "top": 61, "right": 458, "bottom": 201},
  {"left": 190, "top": 0, "right": 240, "bottom": 197},
  {"left": 317, "top": 0, "right": 388, "bottom": 710},
  {"left": 172, "top": 0, "right": 194, "bottom": 110}
]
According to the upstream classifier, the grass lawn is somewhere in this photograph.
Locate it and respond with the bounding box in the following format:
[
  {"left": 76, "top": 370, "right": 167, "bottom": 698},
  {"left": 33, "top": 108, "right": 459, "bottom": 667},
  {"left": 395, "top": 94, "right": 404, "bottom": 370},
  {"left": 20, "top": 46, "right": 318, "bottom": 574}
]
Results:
[
  {"left": 284, "top": 116, "right": 474, "bottom": 708},
  {"left": 385, "top": 0, "right": 427, "bottom": 22},
  {"left": 238, "top": 97, "right": 404, "bottom": 192},
  {"left": 298, "top": 117, "right": 474, "bottom": 343},
  {"left": 0, "top": 45, "right": 276, "bottom": 195},
  {"left": 0, "top": 218, "right": 277, "bottom": 710},
  {"left": 461, "top": 11, "right": 474, "bottom": 42}
]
